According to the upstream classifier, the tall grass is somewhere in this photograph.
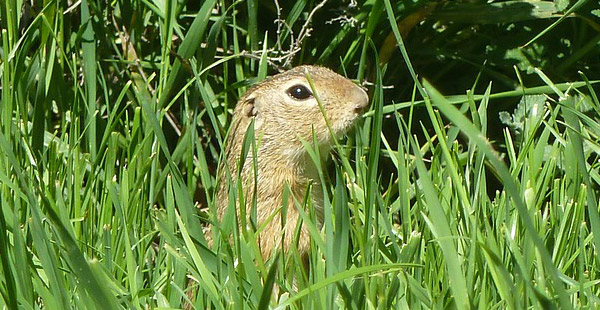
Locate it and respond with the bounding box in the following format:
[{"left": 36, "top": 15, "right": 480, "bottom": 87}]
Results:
[{"left": 1, "top": 0, "right": 600, "bottom": 309}]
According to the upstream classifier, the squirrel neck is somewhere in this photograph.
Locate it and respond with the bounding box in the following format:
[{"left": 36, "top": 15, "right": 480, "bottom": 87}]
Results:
[
  {"left": 224, "top": 143, "right": 327, "bottom": 218},
  {"left": 254, "top": 147, "right": 325, "bottom": 199},
  {"left": 220, "top": 120, "right": 329, "bottom": 222}
]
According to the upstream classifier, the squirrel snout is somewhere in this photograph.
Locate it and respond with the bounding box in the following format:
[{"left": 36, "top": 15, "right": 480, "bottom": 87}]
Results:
[{"left": 352, "top": 86, "right": 369, "bottom": 114}]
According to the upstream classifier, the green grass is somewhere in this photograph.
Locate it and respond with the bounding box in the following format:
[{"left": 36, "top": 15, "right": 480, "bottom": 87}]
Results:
[{"left": 2, "top": 0, "right": 600, "bottom": 309}]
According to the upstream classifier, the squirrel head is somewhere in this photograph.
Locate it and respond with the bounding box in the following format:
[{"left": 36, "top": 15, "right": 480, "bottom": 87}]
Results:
[{"left": 232, "top": 65, "right": 369, "bottom": 163}]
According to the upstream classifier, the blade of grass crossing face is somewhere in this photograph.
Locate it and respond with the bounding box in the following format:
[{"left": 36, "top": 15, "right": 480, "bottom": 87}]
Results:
[{"left": 305, "top": 72, "right": 356, "bottom": 182}]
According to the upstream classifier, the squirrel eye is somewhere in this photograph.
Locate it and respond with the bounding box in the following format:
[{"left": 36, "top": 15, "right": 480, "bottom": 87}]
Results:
[{"left": 287, "top": 85, "right": 313, "bottom": 100}]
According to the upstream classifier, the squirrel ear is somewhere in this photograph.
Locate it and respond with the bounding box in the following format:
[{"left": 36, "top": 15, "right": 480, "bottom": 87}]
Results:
[{"left": 242, "top": 95, "right": 257, "bottom": 117}]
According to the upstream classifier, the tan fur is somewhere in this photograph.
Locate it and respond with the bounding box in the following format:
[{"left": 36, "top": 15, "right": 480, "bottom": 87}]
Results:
[{"left": 211, "top": 65, "right": 369, "bottom": 260}]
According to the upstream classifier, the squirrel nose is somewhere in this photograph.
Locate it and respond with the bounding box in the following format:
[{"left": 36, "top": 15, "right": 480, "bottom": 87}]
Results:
[{"left": 351, "top": 86, "right": 369, "bottom": 114}]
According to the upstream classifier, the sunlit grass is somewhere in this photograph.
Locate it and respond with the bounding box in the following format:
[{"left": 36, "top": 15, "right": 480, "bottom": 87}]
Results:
[{"left": 1, "top": 1, "right": 600, "bottom": 309}]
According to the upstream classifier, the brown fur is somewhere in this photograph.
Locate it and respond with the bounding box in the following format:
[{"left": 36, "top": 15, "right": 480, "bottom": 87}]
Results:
[{"left": 211, "top": 65, "right": 369, "bottom": 260}]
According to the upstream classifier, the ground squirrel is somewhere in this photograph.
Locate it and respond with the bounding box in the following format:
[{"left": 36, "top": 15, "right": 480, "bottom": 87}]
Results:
[{"left": 212, "top": 65, "right": 369, "bottom": 260}]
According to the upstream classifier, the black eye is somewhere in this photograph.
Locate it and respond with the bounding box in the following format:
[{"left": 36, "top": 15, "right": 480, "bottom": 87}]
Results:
[{"left": 287, "top": 85, "right": 313, "bottom": 100}]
